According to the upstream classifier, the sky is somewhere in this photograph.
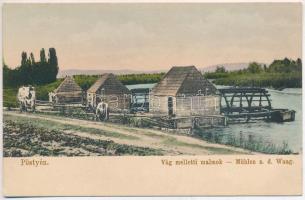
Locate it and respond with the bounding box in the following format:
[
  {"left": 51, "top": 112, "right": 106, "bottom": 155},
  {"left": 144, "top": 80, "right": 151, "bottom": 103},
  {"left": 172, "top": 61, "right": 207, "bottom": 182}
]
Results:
[{"left": 2, "top": 3, "right": 302, "bottom": 71}]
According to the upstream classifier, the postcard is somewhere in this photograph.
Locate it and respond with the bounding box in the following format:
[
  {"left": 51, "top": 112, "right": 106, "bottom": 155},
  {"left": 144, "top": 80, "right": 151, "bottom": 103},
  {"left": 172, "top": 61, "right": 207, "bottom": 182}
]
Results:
[{"left": 1, "top": 1, "right": 303, "bottom": 197}]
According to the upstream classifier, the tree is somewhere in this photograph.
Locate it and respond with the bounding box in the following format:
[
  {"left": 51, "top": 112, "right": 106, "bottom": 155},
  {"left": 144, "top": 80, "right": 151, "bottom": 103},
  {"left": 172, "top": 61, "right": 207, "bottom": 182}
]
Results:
[
  {"left": 4, "top": 47, "right": 60, "bottom": 87},
  {"left": 215, "top": 66, "right": 226, "bottom": 73},
  {"left": 297, "top": 58, "right": 302, "bottom": 71},
  {"left": 263, "top": 64, "right": 267, "bottom": 72},
  {"left": 3, "top": 61, "right": 10, "bottom": 87},
  {"left": 40, "top": 48, "right": 47, "bottom": 63},
  {"left": 269, "top": 58, "right": 301, "bottom": 73},
  {"left": 48, "top": 48, "right": 58, "bottom": 67},
  {"left": 30, "top": 53, "right": 35, "bottom": 64},
  {"left": 283, "top": 57, "right": 290, "bottom": 66},
  {"left": 45, "top": 48, "right": 59, "bottom": 83},
  {"left": 21, "top": 52, "right": 27, "bottom": 66},
  {"left": 248, "top": 62, "right": 263, "bottom": 73},
  {"left": 17, "top": 51, "right": 31, "bottom": 84}
]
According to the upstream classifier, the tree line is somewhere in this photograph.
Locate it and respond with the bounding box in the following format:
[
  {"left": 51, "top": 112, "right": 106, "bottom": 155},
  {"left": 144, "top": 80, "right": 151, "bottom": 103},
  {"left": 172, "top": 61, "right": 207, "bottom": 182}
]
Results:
[
  {"left": 3, "top": 48, "right": 59, "bottom": 87},
  {"left": 73, "top": 73, "right": 165, "bottom": 91},
  {"left": 204, "top": 58, "right": 302, "bottom": 89},
  {"left": 205, "top": 58, "right": 302, "bottom": 79}
]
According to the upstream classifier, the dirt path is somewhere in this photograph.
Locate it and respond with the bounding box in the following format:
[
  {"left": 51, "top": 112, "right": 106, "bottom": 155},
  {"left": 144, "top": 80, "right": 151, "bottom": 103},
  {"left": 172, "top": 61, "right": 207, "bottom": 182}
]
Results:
[{"left": 4, "top": 111, "right": 255, "bottom": 155}]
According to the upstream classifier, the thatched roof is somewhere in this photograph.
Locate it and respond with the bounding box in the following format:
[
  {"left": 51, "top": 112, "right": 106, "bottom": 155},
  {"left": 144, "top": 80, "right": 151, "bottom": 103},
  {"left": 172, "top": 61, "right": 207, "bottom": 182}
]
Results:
[
  {"left": 150, "top": 66, "right": 217, "bottom": 96},
  {"left": 87, "top": 73, "right": 130, "bottom": 94},
  {"left": 54, "top": 76, "right": 82, "bottom": 93}
]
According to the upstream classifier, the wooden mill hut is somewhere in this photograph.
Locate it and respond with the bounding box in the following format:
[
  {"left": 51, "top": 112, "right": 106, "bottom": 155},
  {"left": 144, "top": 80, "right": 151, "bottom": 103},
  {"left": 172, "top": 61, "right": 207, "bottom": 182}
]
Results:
[
  {"left": 149, "top": 66, "right": 220, "bottom": 117},
  {"left": 87, "top": 73, "right": 131, "bottom": 111},
  {"left": 50, "top": 76, "right": 83, "bottom": 104}
]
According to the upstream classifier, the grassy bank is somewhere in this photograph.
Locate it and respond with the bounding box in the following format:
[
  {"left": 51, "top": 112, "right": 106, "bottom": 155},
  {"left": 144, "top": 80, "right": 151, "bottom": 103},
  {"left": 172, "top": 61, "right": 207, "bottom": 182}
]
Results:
[
  {"left": 3, "top": 79, "right": 63, "bottom": 107},
  {"left": 3, "top": 88, "right": 18, "bottom": 108}
]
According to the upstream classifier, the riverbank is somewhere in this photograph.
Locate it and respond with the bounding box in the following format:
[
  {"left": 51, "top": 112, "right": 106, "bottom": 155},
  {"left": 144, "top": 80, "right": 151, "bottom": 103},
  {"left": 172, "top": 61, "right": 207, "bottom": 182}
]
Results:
[
  {"left": 3, "top": 111, "right": 254, "bottom": 156},
  {"left": 4, "top": 70, "right": 301, "bottom": 108}
]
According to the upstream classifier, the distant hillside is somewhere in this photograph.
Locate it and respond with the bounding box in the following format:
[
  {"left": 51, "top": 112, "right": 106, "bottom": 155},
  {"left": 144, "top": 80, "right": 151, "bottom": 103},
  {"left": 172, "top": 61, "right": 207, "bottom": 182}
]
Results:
[
  {"left": 201, "top": 63, "right": 250, "bottom": 72},
  {"left": 58, "top": 62, "right": 266, "bottom": 77},
  {"left": 58, "top": 69, "right": 166, "bottom": 77}
]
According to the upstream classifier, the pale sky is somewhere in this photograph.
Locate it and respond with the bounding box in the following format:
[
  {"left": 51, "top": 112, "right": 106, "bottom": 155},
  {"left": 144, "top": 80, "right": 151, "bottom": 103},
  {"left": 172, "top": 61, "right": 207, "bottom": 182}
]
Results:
[{"left": 3, "top": 3, "right": 302, "bottom": 71}]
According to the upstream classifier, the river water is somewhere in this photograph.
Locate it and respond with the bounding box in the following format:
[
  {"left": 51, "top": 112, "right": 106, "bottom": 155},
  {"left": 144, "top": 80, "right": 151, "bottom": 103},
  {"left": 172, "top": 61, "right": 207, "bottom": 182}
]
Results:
[
  {"left": 126, "top": 84, "right": 302, "bottom": 153},
  {"left": 213, "top": 87, "right": 302, "bottom": 153}
]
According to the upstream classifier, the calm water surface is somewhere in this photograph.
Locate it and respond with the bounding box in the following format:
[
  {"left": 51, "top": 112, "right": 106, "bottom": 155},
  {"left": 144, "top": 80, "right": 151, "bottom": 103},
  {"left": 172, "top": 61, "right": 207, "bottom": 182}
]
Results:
[{"left": 206, "top": 87, "right": 302, "bottom": 153}]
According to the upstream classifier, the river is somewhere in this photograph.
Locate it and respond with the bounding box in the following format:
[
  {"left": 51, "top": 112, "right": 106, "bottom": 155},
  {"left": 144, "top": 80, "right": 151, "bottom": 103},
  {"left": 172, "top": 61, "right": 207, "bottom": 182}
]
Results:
[
  {"left": 126, "top": 84, "right": 302, "bottom": 153},
  {"left": 212, "top": 87, "right": 302, "bottom": 153}
]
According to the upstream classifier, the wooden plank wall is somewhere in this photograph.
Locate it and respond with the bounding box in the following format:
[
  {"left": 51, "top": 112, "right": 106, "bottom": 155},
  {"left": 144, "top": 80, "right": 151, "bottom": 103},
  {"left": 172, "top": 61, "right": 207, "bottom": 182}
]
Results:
[
  {"left": 149, "top": 94, "right": 220, "bottom": 117},
  {"left": 176, "top": 95, "right": 220, "bottom": 116}
]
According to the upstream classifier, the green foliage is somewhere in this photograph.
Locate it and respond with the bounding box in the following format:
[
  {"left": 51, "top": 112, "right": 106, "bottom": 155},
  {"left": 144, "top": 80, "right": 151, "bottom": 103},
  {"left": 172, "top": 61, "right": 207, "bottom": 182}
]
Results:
[
  {"left": 205, "top": 58, "right": 302, "bottom": 89},
  {"left": 3, "top": 88, "right": 18, "bottom": 108},
  {"left": 3, "top": 72, "right": 163, "bottom": 107},
  {"left": 48, "top": 48, "right": 58, "bottom": 67},
  {"left": 213, "top": 72, "right": 301, "bottom": 89},
  {"left": 73, "top": 73, "right": 165, "bottom": 90},
  {"left": 47, "top": 48, "right": 59, "bottom": 83},
  {"left": 117, "top": 73, "right": 165, "bottom": 85},
  {"left": 73, "top": 75, "right": 99, "bottom": 90},
  {"left": 247, "top": 62, "right": 263, "bottom": 73},
  {"left": 268, "top": 57, "right": 302, "bottom": 73},
  {"left": 35, "top": 79, "right": 63, "bottom": 100},
  {"left": 40, "top": 48, "right": 47, "bottom": 63},
  {"left": 204, "top": 72, "right": 229, "bottom": 79},
  {"left": 3, "top": 79, "right": 63, "bottom": 107},
  {"left": 30, "top": 53, "right": 35, "bottom": 64},
  {"left": 215, "top": 66, "right": 226, "bottom": 73},
  {"left": 21, "top": 52, "right": 27, "bottom": 66},
  {"left": 204, "top": 66, "right": 228, "bottom": 79},
  {"left": 3, "top": 62, "right": 11, "bottom": 87},
  {"left": 4, "top": 57, "right": 301, "bottom": 108},
  {"left": 3, "top": 47, "right": 59, "bottom": 87}
]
